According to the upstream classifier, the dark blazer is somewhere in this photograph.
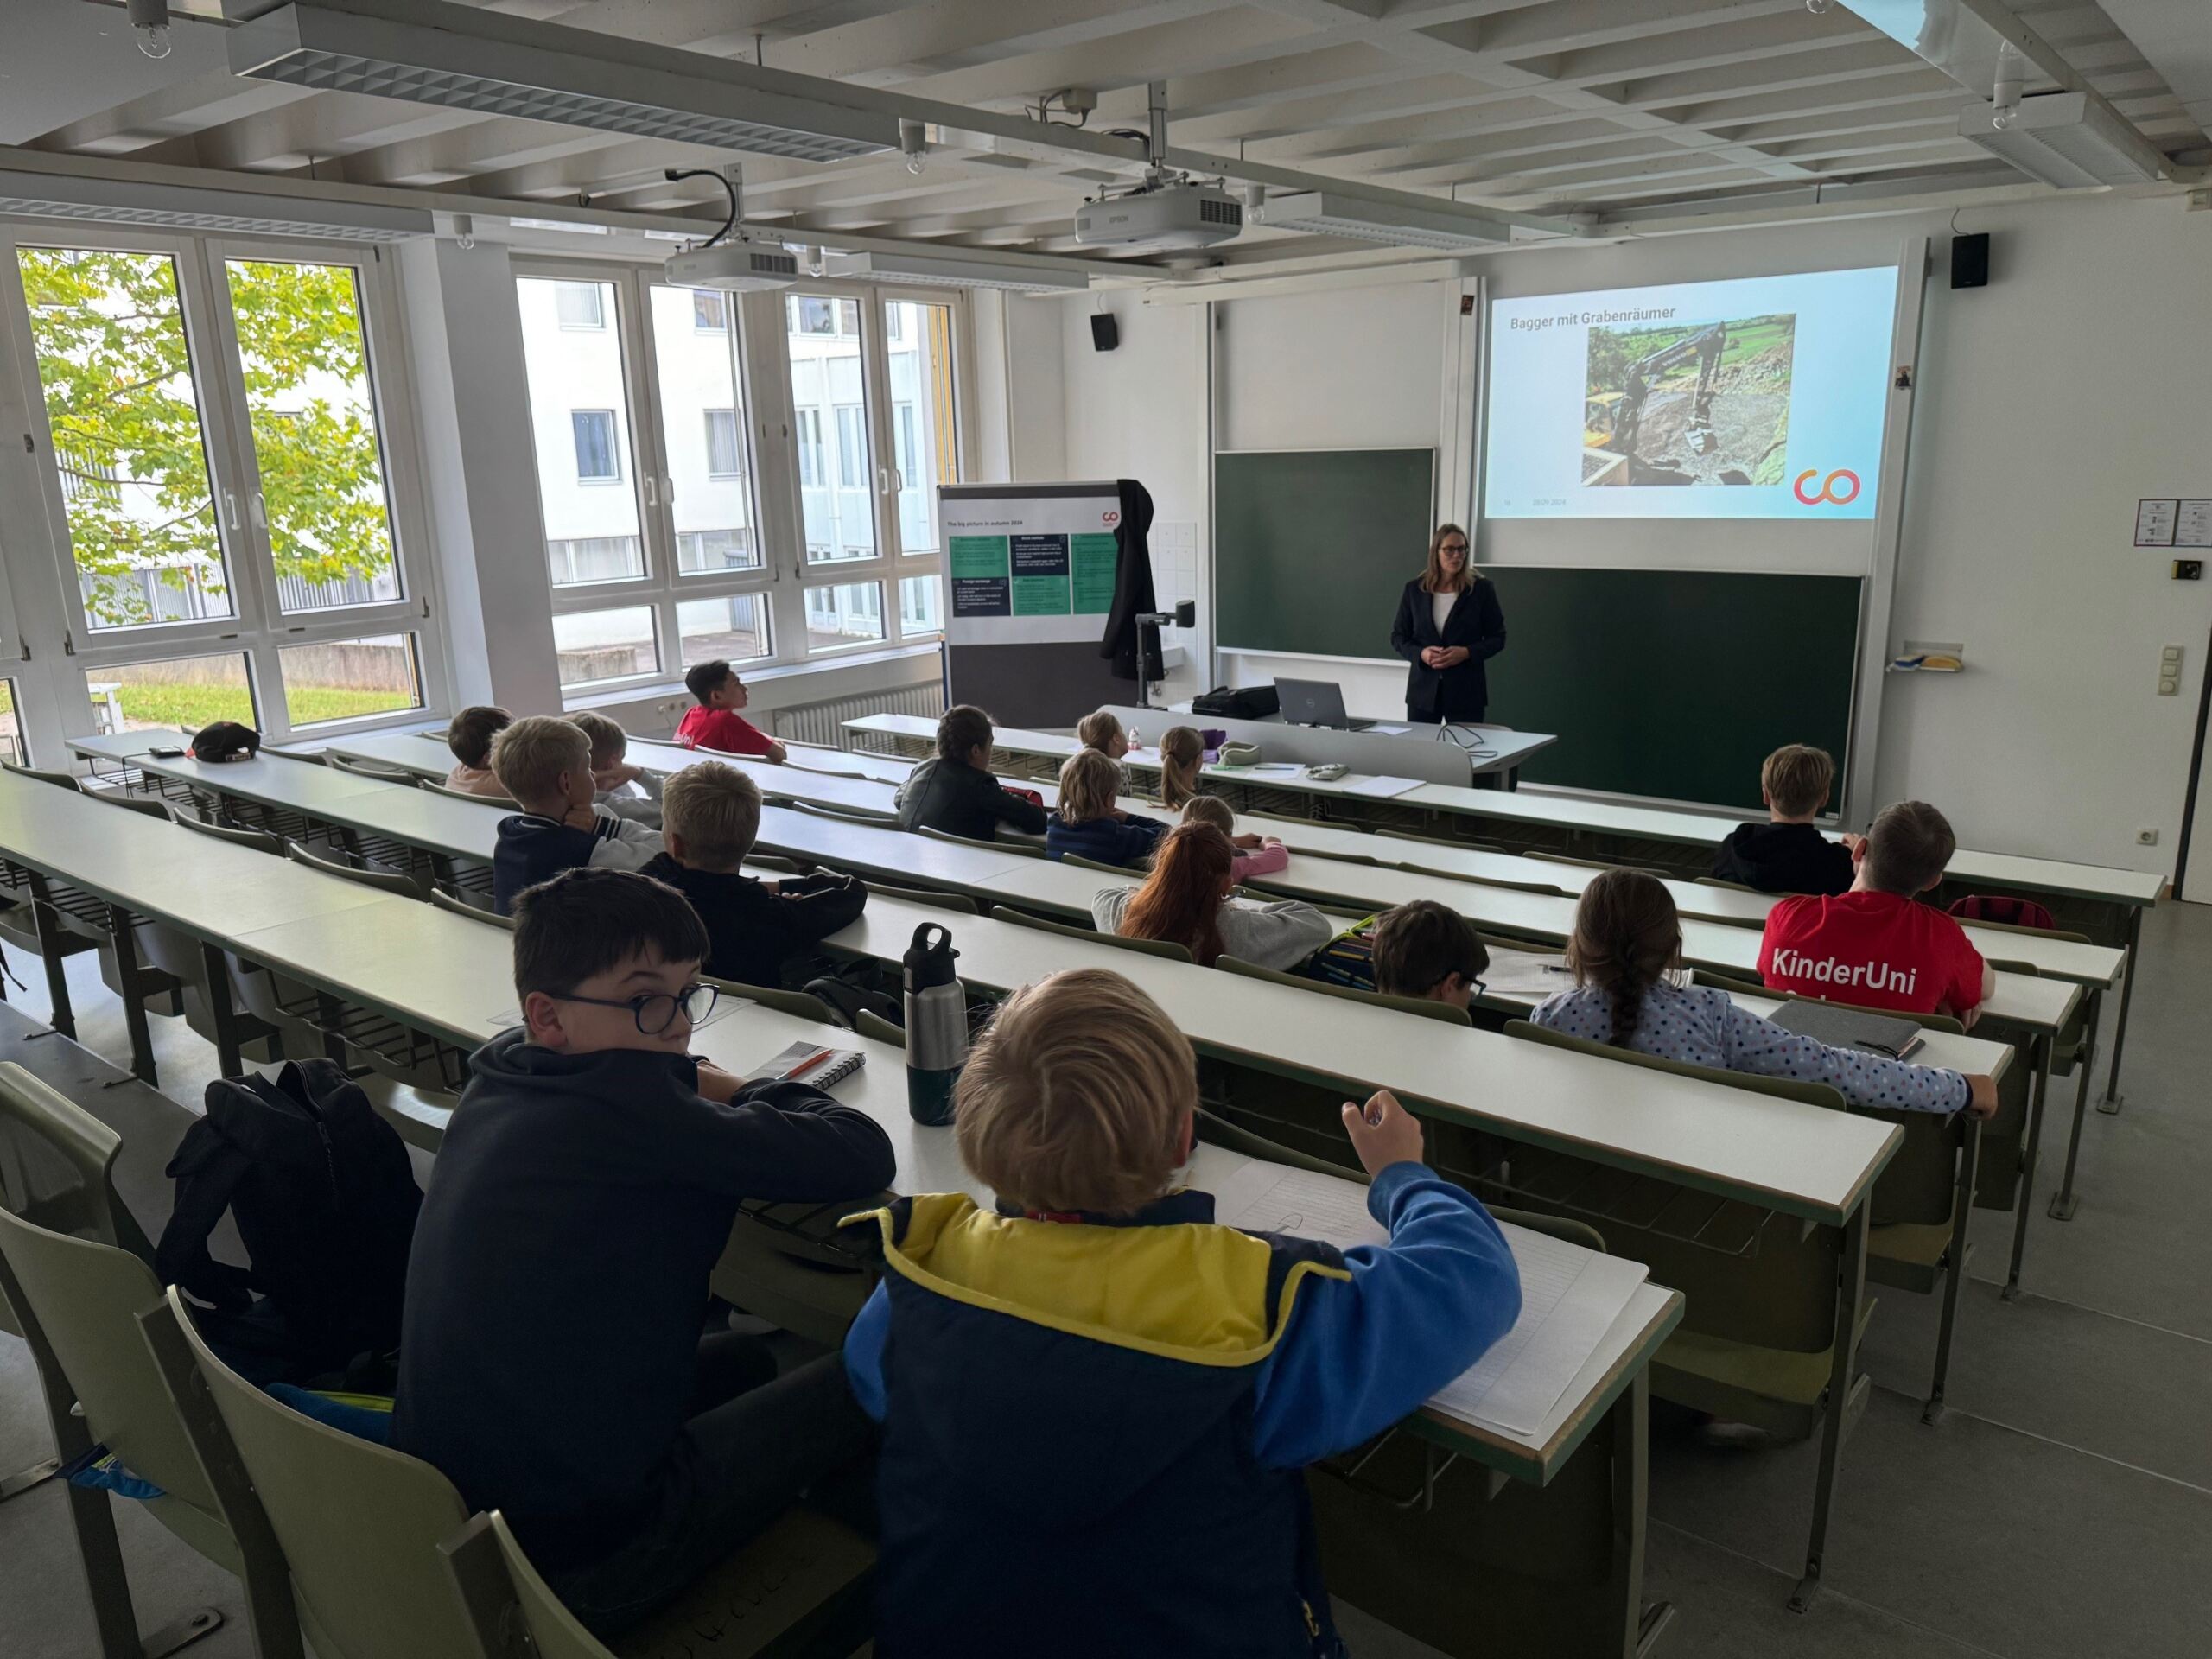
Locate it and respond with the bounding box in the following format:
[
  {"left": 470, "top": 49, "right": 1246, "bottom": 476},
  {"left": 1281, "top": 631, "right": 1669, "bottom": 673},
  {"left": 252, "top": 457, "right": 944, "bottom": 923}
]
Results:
[{"left": 1389, "top": 578, "right": 1507, "bottom": 722}]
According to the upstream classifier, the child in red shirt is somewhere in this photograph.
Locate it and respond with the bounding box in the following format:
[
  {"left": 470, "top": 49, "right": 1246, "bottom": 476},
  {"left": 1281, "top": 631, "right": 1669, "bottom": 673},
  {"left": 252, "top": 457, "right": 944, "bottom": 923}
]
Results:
[
  {"left": 1758, "top": 800, "right": 1994, "bottom": 1025},
  {"left": 675, "top": 660, "right": 785, "bottom": 762}
]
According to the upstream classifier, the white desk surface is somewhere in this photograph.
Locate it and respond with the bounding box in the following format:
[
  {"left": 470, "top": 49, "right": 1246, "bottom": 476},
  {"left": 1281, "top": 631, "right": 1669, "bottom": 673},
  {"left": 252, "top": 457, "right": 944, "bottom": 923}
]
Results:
[
  {"left": 0, "top": 802, "right": 1667, "bottom": 1471},
  {"left": 232, "top": 885, "right": 1678, "bottom": 1467},
  {"left": 829, "top": 890, "right": 1897, "bottom": 1224},
  {"left": 0, "top": 772, "right": 402, "bottom": 938},
  {"left": 159, "top": 756, "right": 2083, "bottom": 1039},
  {"left": 844, "top": 712, "right": 2160, "bottom": 910},
  {"left": 66, "top": 728, "right": 188, "bottom": 763},
  {"left": 625, "top": 759, "right": 2121, "bottom": 991},
  {"left": 113, "top": 753, "right": 1897, "bottom": 1217}
]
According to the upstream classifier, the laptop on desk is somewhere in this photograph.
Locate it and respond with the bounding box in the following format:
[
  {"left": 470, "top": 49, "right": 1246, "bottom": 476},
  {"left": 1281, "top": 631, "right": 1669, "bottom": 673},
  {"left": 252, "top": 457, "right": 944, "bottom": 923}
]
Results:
[{"left": 1274, "top": 678, "right": 1376, "bottom": 732}]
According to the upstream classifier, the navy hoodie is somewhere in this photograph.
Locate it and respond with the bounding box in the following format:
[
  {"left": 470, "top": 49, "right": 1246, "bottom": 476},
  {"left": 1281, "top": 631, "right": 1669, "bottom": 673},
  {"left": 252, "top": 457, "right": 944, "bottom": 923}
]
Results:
[
  {"left": 1711, "top": 821, "right": 1854, "bottom": 897},
  {"left": 391, "top": 1031, "right": 894, "bottom": 1568},
  {"left": 1045, "top": 810, "right": 1168, "bottom": 869}
]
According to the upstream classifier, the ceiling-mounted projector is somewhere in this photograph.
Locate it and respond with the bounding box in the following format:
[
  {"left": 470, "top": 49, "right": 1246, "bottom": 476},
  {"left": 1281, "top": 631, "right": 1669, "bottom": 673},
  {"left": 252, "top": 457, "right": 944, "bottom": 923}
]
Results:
[
  {"left": 663, "top": 238, "right": 798, "bottom": 291},
  {"left": 1075, "top": 178, "right": 1243, "bottom": 251},
  {"left": 658, "top": 163, "right": 798, "bottom": 290}
]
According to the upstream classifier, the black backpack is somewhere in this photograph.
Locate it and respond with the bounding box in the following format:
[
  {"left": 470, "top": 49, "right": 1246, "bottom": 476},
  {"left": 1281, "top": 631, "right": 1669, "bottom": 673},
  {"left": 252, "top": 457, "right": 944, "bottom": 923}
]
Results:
[{"left": 157, "top": 1059, "right": 423, "bottom": 1382}]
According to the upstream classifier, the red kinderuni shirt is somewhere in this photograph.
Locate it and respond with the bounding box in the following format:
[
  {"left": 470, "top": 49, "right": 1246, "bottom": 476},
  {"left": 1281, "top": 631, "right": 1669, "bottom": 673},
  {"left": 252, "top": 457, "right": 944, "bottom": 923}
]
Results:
[
  {"left": 1757, "top": 888, "right": 1987, "bottom": 1016},
  {"left": 675, "top": 706, "right": 775, "bottom": 756}
]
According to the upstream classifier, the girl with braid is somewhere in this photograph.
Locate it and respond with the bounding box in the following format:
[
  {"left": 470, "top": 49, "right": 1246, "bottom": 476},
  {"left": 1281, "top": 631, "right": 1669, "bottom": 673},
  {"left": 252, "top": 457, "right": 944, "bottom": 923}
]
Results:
[{"left": 1532, "top": 870, "right": 1998, "bottom": 1117}]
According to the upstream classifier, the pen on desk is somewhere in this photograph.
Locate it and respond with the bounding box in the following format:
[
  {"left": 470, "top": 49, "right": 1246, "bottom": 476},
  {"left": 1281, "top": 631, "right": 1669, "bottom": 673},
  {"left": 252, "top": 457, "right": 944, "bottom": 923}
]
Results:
[{"left": 785, "top": 1046, "right": 836, "bottom": 1081}]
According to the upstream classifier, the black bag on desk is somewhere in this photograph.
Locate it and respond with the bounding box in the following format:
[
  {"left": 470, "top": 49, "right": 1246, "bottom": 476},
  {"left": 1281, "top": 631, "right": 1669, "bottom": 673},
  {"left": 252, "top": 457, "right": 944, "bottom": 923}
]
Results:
[
  {"left": 157, "top": 1059, "right": 422, "bottom": 1382},
  {"left": 1191, "top": 684, "right": 1279, "bottom": 721}
]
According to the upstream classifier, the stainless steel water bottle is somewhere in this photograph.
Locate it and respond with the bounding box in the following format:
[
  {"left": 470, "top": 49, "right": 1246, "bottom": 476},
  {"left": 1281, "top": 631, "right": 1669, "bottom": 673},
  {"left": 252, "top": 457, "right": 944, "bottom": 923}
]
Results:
[{"left": 903, "top": 923, "right": 966, "bottom": 1126}]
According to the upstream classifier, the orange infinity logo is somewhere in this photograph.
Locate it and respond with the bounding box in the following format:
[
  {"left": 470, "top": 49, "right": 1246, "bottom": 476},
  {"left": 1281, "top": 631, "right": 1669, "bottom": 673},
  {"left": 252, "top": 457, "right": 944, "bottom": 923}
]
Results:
[{"left": 1793, "top": 468, "right": 1861, "bottom": 505}]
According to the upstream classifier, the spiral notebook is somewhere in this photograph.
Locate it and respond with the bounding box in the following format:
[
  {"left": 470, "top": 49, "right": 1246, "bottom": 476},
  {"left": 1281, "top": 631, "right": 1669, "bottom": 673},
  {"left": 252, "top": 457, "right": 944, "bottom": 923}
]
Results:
[{"left": 743, "top": 1041, "right": 868, "bottom": 1087}]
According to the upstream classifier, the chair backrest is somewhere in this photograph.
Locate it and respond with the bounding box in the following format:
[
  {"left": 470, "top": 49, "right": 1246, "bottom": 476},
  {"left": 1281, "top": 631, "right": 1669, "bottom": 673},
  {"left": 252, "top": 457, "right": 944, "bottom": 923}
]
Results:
[
  {"left": 789, "top": 798, "right": 896, "bottom": 826},
  {"left": 4, "top": 761, "right": 82, "bottom": 794},
  {"left": 417, "top": 777, "right": 512, "bottom": 807},
  {"left": 702, "top": 976, "right": 836, "bottom": 1023},
  {"left": 989, "top": 905, "right": 1195, "bottom": 963},
  {"left": 285, "top": 841, "right": 423, "bottom": 900},
  {"left": 161, "top": 1283, "right": 486, "bottom": 1659},
  {"left": 175, "top": 810, "right": 286, "bottom": 855},
  {"left": 1376, "top": 826, "right": 1506, "bottom": 854},
  {"left": 442, "top": 1512, "right": 613, "bottom": 1659},
  {"left": 1946, "top": 893, "right": 2063, "bottom": 934},
  {"left": 863, "top": 881, "right": 978, "bottom": 916},
  {"left": 1749, "top": 982, "right": 1967, "bottom": 1036},
  {"left": 918, "top": 823, "right": 1044, "bottom": 857},
  {"left": 0, "top": 1206, "right": 225, "bottom": 1519},
  {"left": 93, "top": 791, "right": 174, "bottom": 821},
  {"left": 1945, "top": 899, "right": 2088, "bottom": 944},
  {"left": 0, "top": 1062, "right": 154, "bottom": 1262},
  {"left": 1395, "top": 861, "right": 1567, "bottom": 897},
  {"left": 855, "top": 1009, "right": 905, "bottom": 1047},
  {"left": 327, "top": 754, "right": 414, "bottom": 784},
  {"left": 1525, "top": 849, "right": 1667, "bottom": 878},
  {"left": 1695, "top": 874, "right": 1762, "bottom": 894},
  {"left": 1217, "top": 955, "right": 1473, "bottom": 1026},
  {"left": 1058, "top": 851, "right": 1147, "bottom": 876},
  {"left": 430, "top": 887, "right": 513, "bottom": 927},
  {"left": 1505, "top": 1018, "right": 1847, "bottom": 1111}
]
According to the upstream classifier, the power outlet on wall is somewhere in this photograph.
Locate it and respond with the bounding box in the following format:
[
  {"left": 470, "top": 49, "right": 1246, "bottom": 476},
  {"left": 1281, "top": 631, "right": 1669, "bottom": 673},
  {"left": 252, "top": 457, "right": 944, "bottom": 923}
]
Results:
[{"left": 2137, "top": 828, "right": 2160, "bottom": 847}]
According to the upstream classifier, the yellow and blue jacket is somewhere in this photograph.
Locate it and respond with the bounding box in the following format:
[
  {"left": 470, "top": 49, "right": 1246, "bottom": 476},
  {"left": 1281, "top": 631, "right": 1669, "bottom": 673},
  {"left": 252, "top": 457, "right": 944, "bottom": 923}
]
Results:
[{"left": 842, "top": 1160, "right": 1522, "bottom": 1658}]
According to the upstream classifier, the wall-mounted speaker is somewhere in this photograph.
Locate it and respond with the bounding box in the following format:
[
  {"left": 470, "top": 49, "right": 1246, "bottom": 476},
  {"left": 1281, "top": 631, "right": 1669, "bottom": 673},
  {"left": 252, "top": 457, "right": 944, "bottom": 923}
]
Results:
[
  {"left": 1090, "top": 312, "right": 1120, "bottom": 352},
  {"left": 1950, "top": 232, "right": 1989, "bottom": 289}
]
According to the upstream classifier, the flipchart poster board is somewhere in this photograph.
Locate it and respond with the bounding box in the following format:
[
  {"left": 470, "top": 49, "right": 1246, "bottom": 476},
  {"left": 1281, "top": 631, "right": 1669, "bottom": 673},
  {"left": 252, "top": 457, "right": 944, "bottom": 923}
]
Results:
[{"left": 940, "top": 482, "right": 1132, "bottom": 727}]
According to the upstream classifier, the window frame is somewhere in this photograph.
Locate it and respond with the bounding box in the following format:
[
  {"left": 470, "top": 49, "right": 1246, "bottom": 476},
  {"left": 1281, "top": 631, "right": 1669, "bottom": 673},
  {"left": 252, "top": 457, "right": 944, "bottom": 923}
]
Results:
[
  {"left": 509, "top": 262, "right": 969, "bottom": 701},
  {"left": 524, "top": 257, "right": 779, "bottom": 698},
  {"left": 0, "top": 221, "right": 452, "bottom": 753}
]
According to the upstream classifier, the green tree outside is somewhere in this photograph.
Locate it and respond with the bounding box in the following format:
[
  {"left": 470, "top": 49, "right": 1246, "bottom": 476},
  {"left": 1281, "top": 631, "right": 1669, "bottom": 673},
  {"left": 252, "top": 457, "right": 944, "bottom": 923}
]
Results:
[{"left": 16, "top": 248, "right": 398, "bottom": 630}]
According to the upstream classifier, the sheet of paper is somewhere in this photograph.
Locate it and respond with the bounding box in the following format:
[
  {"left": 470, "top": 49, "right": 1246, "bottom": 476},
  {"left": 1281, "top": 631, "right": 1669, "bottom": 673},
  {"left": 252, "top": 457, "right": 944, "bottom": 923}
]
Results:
[
  {"left": 1479, "top": 946, "right": 1572, "bottom": 1002},
  {"left": 1428, "top": 1236, "right": 1647, "bottom": 1438},
  {"left": 2177, "top": 499, "right": 2212, "bottom": 549},
  {"left": 2135, "top": 498, "right": 2179, "bottom": 547},
  {"left": 1367, "top": 723, "right": 1412, "bottom": 735},
  {"left": 1209, "top": 1166, "right": 1648, "bottom": 1442},
  {"left": 1343, "top": 774, "right": 1422, "bottom": 799}
]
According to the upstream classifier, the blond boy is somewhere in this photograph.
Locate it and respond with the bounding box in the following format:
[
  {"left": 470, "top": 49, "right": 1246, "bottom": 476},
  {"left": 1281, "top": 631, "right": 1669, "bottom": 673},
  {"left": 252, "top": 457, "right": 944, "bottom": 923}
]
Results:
[{"left": 842, "top": 967, "right": 1522, "bottom": 1655}]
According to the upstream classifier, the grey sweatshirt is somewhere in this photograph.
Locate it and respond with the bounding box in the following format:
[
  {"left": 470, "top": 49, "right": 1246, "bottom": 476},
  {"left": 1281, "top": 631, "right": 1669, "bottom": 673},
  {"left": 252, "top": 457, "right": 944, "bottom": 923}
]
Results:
[{"left": 1091, "top": 885, "right": 1334, "bottom": 972}]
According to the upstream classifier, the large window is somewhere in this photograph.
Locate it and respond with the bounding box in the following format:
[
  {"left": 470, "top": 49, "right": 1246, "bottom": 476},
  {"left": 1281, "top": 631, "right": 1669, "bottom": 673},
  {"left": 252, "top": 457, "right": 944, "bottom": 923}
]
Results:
[
  {"left": 7, "top": 228, "right": 443, "bottom": 749},
  {"left": 525, "top": 264, "right": 773, "bottom": 695},
  {"left": 517, "top": 276, "right": 644, "bottom": 586},
  {"left": 516, "top": 267, "right": 963, "bottom": 693},
  {"left": 787, "top": 293, "right": 876, "bottom": 563}
]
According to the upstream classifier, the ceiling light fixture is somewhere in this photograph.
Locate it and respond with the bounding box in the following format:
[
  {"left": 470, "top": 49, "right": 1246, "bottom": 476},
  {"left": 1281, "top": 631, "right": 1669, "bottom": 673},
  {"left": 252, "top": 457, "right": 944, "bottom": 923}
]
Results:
[
  {"left": 1958, "top": 92, "right": 2164, "bottom": 188},
  {"left": 0, "top": 168, "right": 429, "bottom": 241},
  {"left": 823, "top": 250, "right": 1088, "bottom": 294},
  {"left": 1260, "top": 189, "right": 1516, "bottom": 251},
  {"left": 228, "top": 3, "right": 899, "bottom": 165}
]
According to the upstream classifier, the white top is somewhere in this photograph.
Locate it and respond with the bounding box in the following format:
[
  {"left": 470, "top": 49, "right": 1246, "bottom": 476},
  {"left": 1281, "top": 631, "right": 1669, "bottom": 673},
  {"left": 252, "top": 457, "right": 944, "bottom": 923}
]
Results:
[{"left": 1433, "top": 590, "right": 1455, "bottom": 635}]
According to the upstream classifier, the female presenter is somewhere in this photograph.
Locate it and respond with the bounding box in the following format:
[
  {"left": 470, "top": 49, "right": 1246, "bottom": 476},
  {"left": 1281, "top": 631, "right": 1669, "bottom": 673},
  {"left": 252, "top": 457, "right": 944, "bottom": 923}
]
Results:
[{"left": 1389, "top": 524, "right": 1507, "bottom": 725}]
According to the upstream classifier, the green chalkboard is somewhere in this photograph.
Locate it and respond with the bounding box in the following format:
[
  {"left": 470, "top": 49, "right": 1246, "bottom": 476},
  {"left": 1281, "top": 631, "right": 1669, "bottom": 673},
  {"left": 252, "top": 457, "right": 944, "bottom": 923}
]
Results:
[
  {"left": 1491, "top": 567, "right": 1862, "bottom": 810},
  {"left": 1215, "top": 448, "right": 1436, "bottom": 658}
]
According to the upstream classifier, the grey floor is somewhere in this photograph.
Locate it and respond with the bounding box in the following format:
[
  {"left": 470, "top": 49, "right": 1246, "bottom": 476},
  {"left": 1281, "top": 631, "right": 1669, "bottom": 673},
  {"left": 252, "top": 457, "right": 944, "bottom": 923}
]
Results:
[{"left": 3, "top": 902, "right": 2209, "bottom": 1658}]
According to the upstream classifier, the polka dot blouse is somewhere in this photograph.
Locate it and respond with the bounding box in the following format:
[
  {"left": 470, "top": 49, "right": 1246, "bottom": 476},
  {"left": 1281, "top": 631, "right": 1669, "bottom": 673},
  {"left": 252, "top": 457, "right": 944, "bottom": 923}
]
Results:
[{"left": 1530, "top": 982, "right": 1968, "bottom": 1114}]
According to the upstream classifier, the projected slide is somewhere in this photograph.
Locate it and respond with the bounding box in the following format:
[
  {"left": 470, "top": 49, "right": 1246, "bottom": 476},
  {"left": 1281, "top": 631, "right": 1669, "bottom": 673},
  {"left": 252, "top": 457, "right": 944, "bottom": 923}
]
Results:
[{"left": 1484, "top": 267, "right": 1898, "bottom": 520}]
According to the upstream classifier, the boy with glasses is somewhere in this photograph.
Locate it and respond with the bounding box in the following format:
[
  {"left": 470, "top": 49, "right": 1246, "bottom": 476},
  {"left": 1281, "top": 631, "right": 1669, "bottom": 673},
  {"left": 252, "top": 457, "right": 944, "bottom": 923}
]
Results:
[
  {"left": 391, "top": 867, "right": 894, "bottom": 1637},
  {"left": 1370, "top": 899, "right": 1491, "bottom": 1011}
]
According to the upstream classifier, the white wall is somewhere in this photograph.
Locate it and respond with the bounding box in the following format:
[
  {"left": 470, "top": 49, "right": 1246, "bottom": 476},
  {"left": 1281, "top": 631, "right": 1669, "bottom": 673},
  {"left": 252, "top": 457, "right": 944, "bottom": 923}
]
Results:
[{"left": 1035, "top": 192, "right": 2212, "bottom": 875}]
